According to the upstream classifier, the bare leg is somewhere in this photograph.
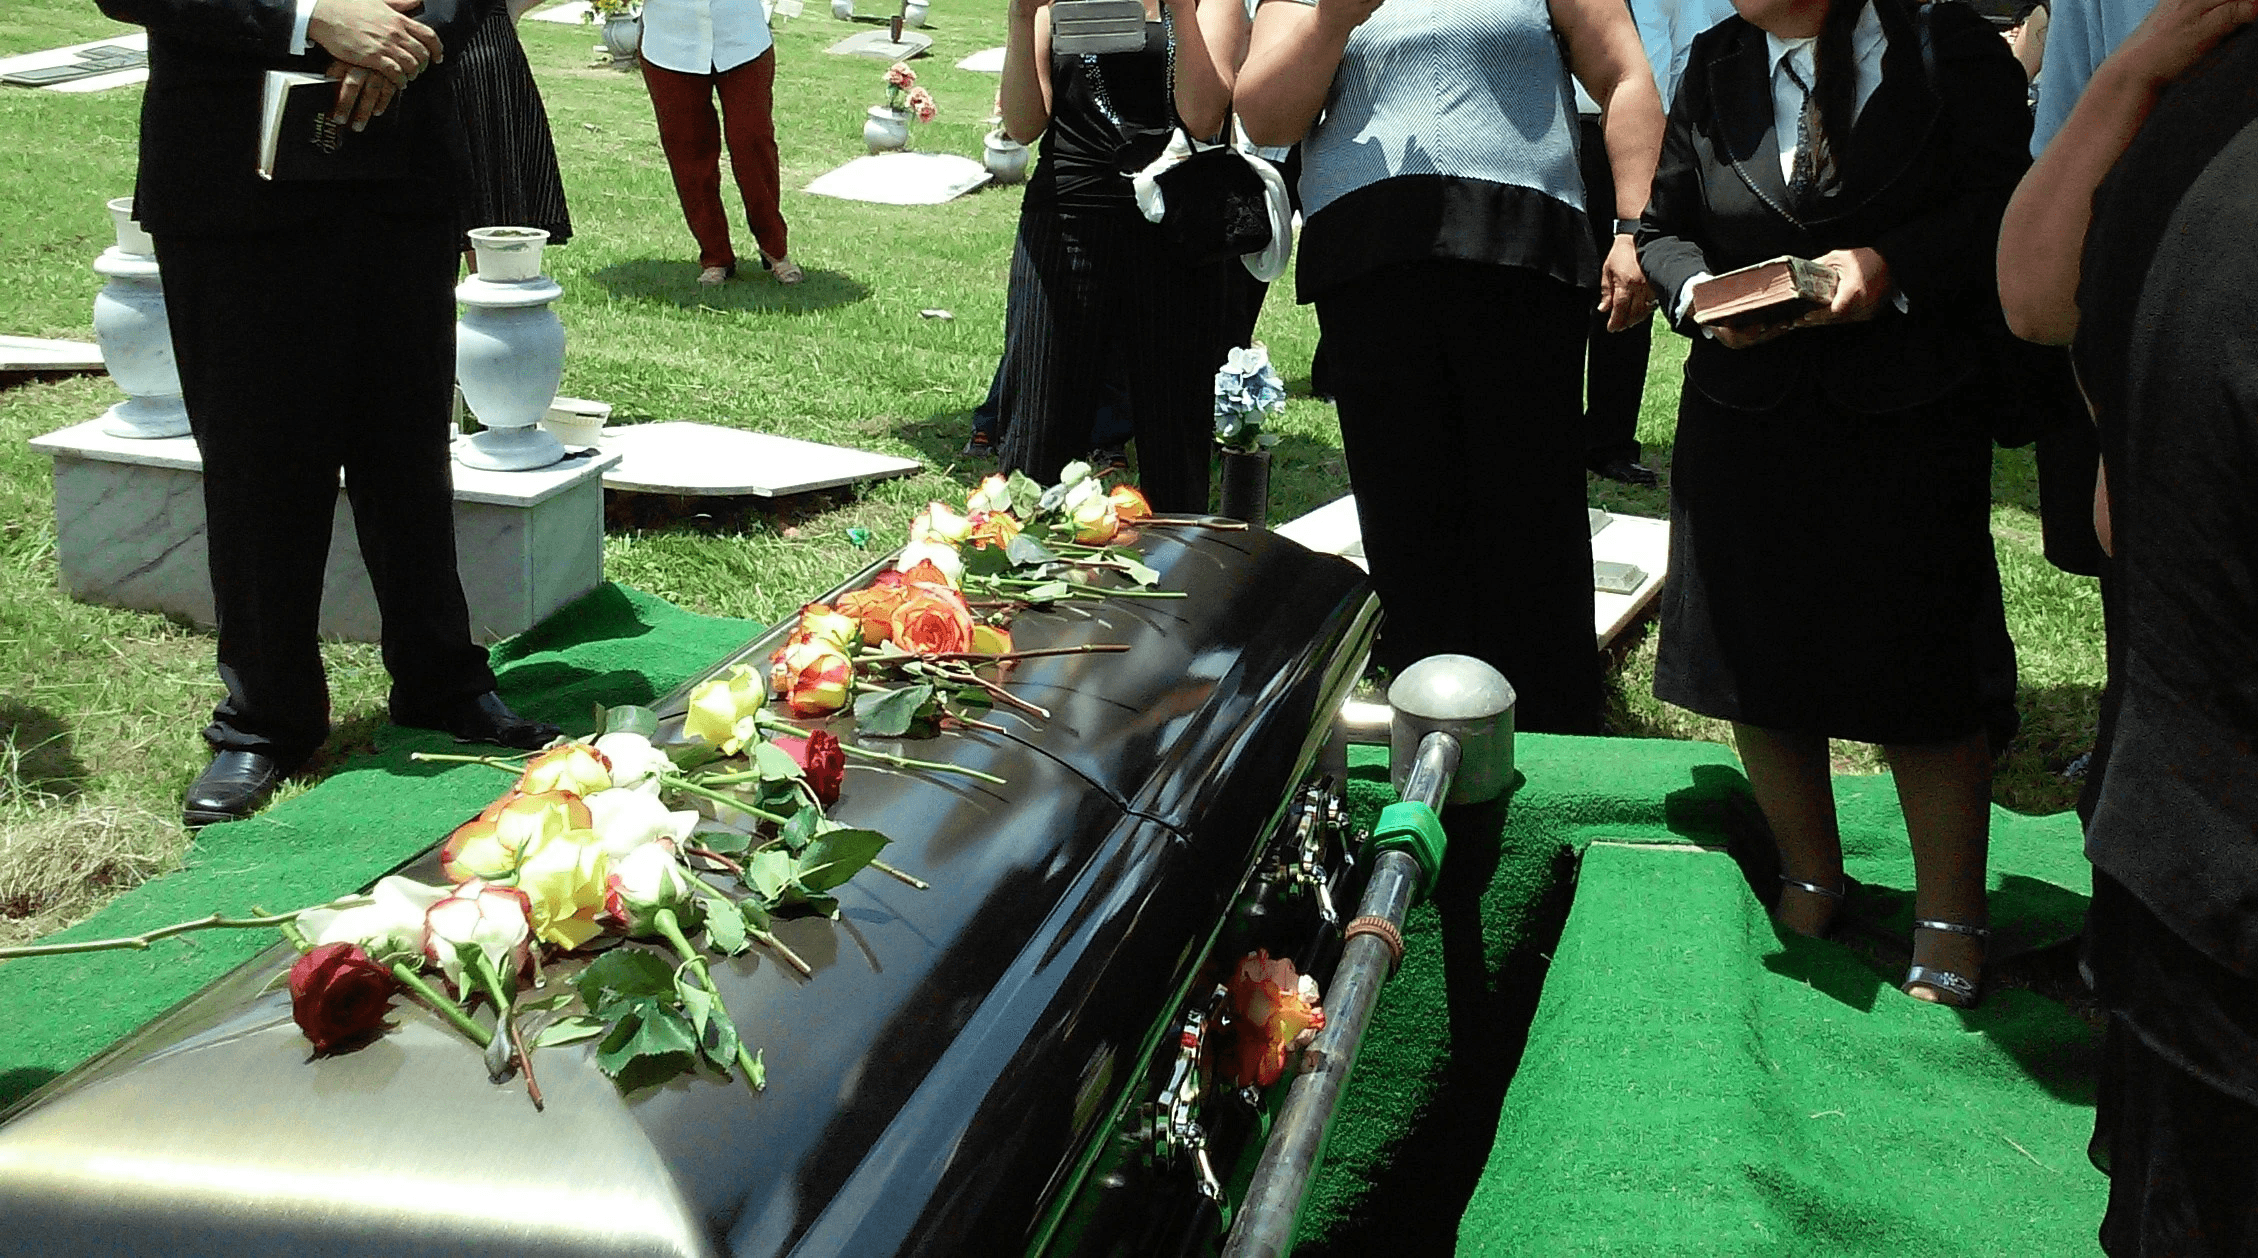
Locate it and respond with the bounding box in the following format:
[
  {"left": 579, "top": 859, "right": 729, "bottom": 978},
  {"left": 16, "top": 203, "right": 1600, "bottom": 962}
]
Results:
[
  {"left": 1733, "top": 723, "right": 1843, "bottom": 937},
  {"left": 1883, "top": 731, "right": 1993, "bottom": 1002}
]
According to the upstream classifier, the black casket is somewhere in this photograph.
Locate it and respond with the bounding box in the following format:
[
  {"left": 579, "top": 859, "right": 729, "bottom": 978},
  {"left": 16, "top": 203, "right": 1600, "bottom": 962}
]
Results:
[{"left": 0, "top": 522, "right": 1377, "bottom": 1258}]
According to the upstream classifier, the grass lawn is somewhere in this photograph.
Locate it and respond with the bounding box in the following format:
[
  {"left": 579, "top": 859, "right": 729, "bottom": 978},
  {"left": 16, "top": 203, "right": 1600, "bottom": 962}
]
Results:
[{"left": 0, "top": 0, "right": 2101, "bottom": 948}]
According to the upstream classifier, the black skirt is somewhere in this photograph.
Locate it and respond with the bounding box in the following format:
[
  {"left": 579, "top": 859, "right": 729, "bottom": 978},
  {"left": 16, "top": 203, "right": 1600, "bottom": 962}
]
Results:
[
  {"left": 1654, "top": 381, "right": 2016, "bottom": 745},
  {"left": 453, "top": 7, "right": 573, "bottom": 244}
]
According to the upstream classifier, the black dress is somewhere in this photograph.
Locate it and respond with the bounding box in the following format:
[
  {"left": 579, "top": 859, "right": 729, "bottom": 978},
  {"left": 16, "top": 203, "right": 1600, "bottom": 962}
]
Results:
[
  {"left": 2072, "top": 28, "right": 2258, "bottom": 1255},
  {"left": 1640, "top": 0, "right": 2029, "bottom": 745},
  {"left": 995, "top": 19, "right": 1232, "bottom": 514},
  {"left": 453, "top": 5, "right": 573, "bottom": 244}
]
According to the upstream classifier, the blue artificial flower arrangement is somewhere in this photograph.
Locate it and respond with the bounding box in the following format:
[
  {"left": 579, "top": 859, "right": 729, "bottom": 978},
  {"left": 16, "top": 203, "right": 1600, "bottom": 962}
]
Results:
[{"left": 1213, "top": 344, "right": 1286, "bottom": 454}]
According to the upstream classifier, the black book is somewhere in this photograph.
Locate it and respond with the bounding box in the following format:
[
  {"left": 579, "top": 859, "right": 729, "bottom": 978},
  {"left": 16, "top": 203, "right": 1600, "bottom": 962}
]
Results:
[{"left": 255, "top": 69, "right": 411, "bottom": 182}]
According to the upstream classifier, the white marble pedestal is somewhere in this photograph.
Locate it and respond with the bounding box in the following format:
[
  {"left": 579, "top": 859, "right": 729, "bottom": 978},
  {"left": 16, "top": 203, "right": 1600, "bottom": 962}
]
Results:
[{"left": 32, "top": 418, "right": 619, "bottom": 644}]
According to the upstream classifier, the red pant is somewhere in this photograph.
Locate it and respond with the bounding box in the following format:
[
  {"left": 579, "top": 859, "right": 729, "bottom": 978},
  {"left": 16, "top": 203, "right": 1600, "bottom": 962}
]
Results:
[{"left": 641, "top": 50, "right": 788, "bottom": 269}]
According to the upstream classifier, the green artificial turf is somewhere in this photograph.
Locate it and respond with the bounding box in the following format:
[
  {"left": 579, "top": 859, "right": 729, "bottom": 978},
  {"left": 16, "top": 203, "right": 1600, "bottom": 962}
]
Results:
[
  {"left": 0, "top": 583, "right": 753, "bottom": 1108},
  {"left": 1294, "top": 736, "right": 2094, "bottom": 1257},
  {"left": 1458, "top": 842, "right": 2103, "bottom": 1256}
]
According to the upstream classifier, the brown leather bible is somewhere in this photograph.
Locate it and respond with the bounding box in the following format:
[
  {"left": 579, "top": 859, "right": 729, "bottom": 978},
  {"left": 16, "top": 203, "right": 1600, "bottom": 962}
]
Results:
[{"left": 1690, "top": 256, "right": 1840, "bottom": 329}]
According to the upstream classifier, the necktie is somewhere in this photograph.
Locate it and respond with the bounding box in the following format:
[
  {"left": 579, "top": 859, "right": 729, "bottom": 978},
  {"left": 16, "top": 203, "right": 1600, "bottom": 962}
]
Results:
[{"left": 1781, "top": 55, "right": 1834, "bottom": 211}]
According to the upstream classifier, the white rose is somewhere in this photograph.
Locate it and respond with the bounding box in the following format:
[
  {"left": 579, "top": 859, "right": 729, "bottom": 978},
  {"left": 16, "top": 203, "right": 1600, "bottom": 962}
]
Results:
[
  {"left": 298, "top": 876, "right": 447, "bottom": 964},
  {"left": 584, "top": 787, "right": 700, "bottom": 859},
  {"left": 592, "top": 730, "right": 671, "bottom": 795}
]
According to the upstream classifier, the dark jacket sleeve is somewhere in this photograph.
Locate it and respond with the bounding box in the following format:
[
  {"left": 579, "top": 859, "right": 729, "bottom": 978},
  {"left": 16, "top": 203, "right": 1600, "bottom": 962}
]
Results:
[
  {"left": 1639, "top": 37, "right": 1718, "bottom": 333},
  {"left": 1870, "top": 2, "right": 2033, "bottom": 309},
  {"left": 96, "top": 0, "right": 299, "bottom": 57}
]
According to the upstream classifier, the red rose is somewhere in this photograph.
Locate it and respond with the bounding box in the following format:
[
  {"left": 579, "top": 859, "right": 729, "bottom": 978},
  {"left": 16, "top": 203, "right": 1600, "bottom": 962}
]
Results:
[
  {"left": 773, "top": 730, "right": 848, "bottom": 806},
  {"left": 288, "top": 942, "right": 399, "bottom": 1053},
  {"left": 1225, "top": 950, "right": 1325, "bottom": 1088}
]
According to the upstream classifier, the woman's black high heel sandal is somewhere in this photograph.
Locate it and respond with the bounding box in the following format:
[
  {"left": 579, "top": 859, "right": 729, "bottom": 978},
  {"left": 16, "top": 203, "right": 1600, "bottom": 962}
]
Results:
[{"left": 1903, "top": 919, "right": 1989, "bottom": 1008}]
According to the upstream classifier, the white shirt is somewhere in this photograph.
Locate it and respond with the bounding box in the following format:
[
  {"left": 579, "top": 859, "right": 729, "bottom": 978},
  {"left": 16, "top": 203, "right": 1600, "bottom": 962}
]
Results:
[
  {"left": 639, "top": 0, "right": 773, "bottom": 74},
  {"left": 1764, "top": 1, "right": 1888, "bottom": 184},
  {"left": 1671, "top": 1, "right": 1903, "bottom": 326}
]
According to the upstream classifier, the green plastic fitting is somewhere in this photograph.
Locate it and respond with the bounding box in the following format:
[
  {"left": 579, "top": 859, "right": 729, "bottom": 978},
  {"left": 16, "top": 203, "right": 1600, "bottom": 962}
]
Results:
[{"left": 1371, "top": 800, "right": 1447, "bottom": 897}]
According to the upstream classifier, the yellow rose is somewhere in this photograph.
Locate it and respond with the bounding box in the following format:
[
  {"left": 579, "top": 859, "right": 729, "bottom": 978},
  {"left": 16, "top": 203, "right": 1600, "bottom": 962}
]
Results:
[
  {"left": 440, "top": 790, "right": 593, "bottom": 883},
  {"left": 685, "top": 663, "right": 767, "bottom": 755},
  {"left": 796, "top": 602, "right": 863, "bottom": 654},
  {"left": 513, "top": 830, "right": 611, "bottom": 951},
  {"left": 514, "top": 742, "right": 612, "bottom": 796}
]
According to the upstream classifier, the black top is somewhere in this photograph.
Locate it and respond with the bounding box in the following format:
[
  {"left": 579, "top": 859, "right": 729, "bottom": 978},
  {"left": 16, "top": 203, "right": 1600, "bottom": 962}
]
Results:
[
  {"left": 2078, "top": 31, "right": 2258, "bottom": 982},
  {"left": 1023, "top": 19, "right": 1174, "bottom": 214},
  {"left": 1294, "top": 175, "right": 1597, "bottom": 304}
]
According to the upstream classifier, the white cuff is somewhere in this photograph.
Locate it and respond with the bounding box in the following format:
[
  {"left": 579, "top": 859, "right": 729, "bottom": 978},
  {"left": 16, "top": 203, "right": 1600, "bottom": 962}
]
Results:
[
  {"left": 290, "top": 0, "right": 318, "bottom": 55},
  {"left": 1891, "top": 290, "right": 1910, "bottom": 314},
  {"left": 1674, "top": 272, "right": 1710, "bottom": 327}
]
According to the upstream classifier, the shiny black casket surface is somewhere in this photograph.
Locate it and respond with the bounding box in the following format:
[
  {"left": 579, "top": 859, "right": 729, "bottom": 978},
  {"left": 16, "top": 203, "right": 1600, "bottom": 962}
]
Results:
[{"left": 0, "top": 522, "right": 1376, "bottom": 1258}]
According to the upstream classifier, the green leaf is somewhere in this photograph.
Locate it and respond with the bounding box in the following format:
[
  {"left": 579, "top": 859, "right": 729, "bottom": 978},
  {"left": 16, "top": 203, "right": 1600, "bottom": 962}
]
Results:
[
  {"left": 1006, "top": 533, "right": 1060, "bottom": 568},
  {"left": 959, "top": 543, "right": 1014, "bottom": 579},
  {"left": 594, "top": 1006, "right": 698, "bottom": 1078},
  {"left": 590, "top": 702, "right": 610, "bottom": 739},
  {"left": 1021, "top": 581, "right": 1073, "bottom": 604},
  {"left": 745, "top": 849, "right": 796, "bottom": 902},
  {"left": 740, "top": 898, "right": 773, "bottom": 933},
  {"left": 1006, "top": 470, "right": 1045, "bottom": 518},
  {"left": 746, "top": 1048, "right": 767, "bottom": 1090},
  {"left": 854, "top": 684, "right": 935, "bottom": 738},
  {"left": 677, "top": 979, "right": 714, "bottom": 1040},
  {"left": 575, "top": 948, "right": 676, "bottom": 1007},
  {"left": 1118, "top": 557, "right": 1161, "bottom": 587},
  {"left": 668, "top": 739, "right": 725, "bottom": 771},
  {"left": 534, "top": 1015, "right": 609, "bottom": 1048},
  {"left": 696, "top": 828, "right": 752, "bottom": 857},
  {"left": 950, "top": 689, "right": 994, "bottom": 717},
  {"left": 605, "top": 705, "right": 661, "bottom": 738},
  {"left": 777, "top": 806, "right": 825, "bottom": 855},
  {"left": 702, "top": 893, "right": 749, "bottom": 954},
  {"left": 515, "top": 992, "right": 576, "bottom": 1014},
  {"left": 752, "top": 741, "right": 803, "bottom": 782},
  {"left": 798, "top": 827, "right": 891, "bottom": 892},
  {"left": 696, "top": 998, "right": 742, "bottom": 1070}
]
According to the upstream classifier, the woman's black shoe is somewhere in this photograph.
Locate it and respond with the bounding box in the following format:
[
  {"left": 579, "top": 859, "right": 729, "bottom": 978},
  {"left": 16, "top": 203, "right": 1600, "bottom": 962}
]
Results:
[
  {"left": 183, "top": 751, "right": 292, "bottom": 828},
  {"left": 1591, "top": 458, "right": 1660, "bottom": 487},
  {"left": 960, "top": 431, "right": 997, "bottom": 459}
]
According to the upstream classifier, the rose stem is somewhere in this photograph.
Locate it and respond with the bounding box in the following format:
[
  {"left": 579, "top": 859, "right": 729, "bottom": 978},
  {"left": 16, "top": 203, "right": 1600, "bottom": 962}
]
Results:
[
  {"left": 943, "top": 712, "right": 1009, "bottom": 735},
  {"left": 654, "top": 908, "right": 764, "bottom": 1093},
  {"left": 508, "top": 1016, "right": 545, "bottom": 1112},
  {"left": 1140, "top": 518, "right": 1249, "bottom": 531},
  {"left": 755, "top": 714, "right": 1008, "bottom": 785},
  {"left": 925, "top": 644, "right": 1130, "bottom": 663},
  {"left": 981, "top": 577, "right": 1187, "bottom": 599},
  {"left": 686, "top": 845, "right": 745, "bottom": 877},
  {"left": 388, "top": 962, "right": 495, "bottom": 1048},
  {"left": 940, "top": 664, "right": 1050, "bottom": 720},
  {"left": 407, "top": 751, "right": 533, "bottom": 772},
  {"left": 665, "top": 777, "right": 793, "bottom": 826},
  {"left": 0, "top": 901, "right": 369, "bottom": 959},
  {"left": 869, "top": 859, "right": 929, "bottom": 891},
  {"left": 686, "top": 873, "right": 814, "bottom": 977}
]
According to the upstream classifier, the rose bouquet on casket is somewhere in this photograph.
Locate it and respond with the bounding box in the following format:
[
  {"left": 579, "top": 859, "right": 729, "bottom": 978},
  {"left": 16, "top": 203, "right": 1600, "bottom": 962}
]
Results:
[{"left": 0, "top": 464, "right": 1222, "bottom": 1109}]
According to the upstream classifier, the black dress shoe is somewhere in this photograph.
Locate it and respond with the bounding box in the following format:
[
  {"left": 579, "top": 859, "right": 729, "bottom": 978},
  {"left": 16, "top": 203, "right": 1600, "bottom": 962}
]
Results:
[
  {"left": 395, "top": 691, "right": 562, "bottom": 750},
  {"left": 1591, "top": 458, "right": 1660, "bottom": 487},
  {"left": 184, "top": 751, "right": 292, "bottom": 829},
  {"left": 959, "top": 432, "right": 997, "bottom": 460}
]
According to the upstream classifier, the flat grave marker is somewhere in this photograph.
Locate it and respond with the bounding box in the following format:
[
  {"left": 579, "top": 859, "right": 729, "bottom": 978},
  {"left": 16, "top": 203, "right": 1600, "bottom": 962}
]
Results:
[
  {"left": 599, "top": 421, "right": 920, "bottom": 497},
  {"left": 806, "top": 152, "right": 991, "bottom": 204}
]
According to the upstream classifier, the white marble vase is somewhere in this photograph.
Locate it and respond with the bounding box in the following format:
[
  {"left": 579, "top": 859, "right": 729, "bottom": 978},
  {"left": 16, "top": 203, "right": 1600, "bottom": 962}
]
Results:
[
  {"left": 455, "top": 273, "right": 567, "bottom": 471},
  {"left": 831, "top": 0, "right": 854, "bottom": 18},
  {"left": 865, "top": 106, "right": 910, "bottom": 153},
  {"left": 91, "top": 197, "right": 189, "bottom": 440},
  {"left": 600, "top": 15, "right": 640, "bottom": 65},
  {"left": 983, "top": 129, "right": 1031, "bottom": 183},
  {"left": 902, "top": 0, "right": 929, "bottom": 25}
]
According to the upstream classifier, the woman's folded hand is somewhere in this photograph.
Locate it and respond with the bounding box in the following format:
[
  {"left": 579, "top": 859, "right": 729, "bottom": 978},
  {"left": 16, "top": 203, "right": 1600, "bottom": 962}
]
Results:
[{"left": 1797, "top": 246, "right": 1893, "bottom": 328}]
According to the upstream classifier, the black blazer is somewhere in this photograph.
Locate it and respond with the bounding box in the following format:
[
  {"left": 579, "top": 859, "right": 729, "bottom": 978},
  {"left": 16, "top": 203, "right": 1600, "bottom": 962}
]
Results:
[
  {"left": 98, "top": 0, "right": 492, "bottom": 236},
  {"left": 1637, "top": 0, "right": 2031, "bottom": 414}
]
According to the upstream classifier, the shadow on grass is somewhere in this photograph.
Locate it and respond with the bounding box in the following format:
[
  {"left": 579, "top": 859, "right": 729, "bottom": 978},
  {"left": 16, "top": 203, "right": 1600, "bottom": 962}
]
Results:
[
  {"left": 588, "top": 260, "right": 871, "bottom": 313},
  {"left": 0, "top": 702, "right": 87, "bottom": 802}
]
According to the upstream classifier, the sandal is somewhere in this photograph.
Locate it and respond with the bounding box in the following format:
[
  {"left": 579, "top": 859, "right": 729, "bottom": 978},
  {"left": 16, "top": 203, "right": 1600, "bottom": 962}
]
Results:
[
  {"left": 760, "top": 252, "right": 806, "bottom": 285},
  {"left": 1776, "top": 874, "right": 1846, "bottom": 939},
  {"left": 697, "top": 263, "right": 734, "bottom": 286},
  {"left": 1904, "top": 919, "right": 1989, "bottom": 1008}
]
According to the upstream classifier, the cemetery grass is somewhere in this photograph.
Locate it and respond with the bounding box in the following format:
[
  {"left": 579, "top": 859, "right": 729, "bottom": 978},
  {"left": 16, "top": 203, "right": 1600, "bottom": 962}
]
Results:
[{"left": 0, "top": 0, "right": 2101, "bottom": 949}]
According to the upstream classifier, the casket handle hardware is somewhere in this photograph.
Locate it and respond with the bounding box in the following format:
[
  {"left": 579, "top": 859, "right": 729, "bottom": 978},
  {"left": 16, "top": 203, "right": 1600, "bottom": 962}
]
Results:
[
  {"left": 1265, "top": 778, "right": 1350, "bottom": 930},
  {"left": 1141, "top": 984, "right": 1228, "bottom": 1204}
]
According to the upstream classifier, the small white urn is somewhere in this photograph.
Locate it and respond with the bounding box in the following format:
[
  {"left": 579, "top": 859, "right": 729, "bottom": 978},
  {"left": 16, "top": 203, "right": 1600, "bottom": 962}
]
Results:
[
  {"left": 901, "top": 0, "right": 928, "bottom": 25},
  {"left": 831, "top": 0, "right": 854, "bottom": 18},
  {"left": 455, "top": 269, "right": 567, "bottom": 472},
  {"left": 983, "top": 129, "right": 1031, "bottom": 183},
  {"left": 468, "top": 225, "right": 549, "bottom": 280},
  {"left": 865, "top": 106, "right": 910, "bottom": 153},
  {"left": 600, "top": 14, "right": 641, "bottom": 65},
  {"left": 91, "top": 197, "right": 189, "bottom": 440}
]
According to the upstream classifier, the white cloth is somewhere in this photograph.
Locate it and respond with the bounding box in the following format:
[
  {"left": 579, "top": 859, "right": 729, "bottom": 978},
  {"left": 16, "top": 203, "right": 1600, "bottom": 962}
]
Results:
[
  {"left": 289, "top": 0, "right": 316, "bottom": 55},
  {"left": 1764, "top": 1, "right": 1886, "bottom": 185},
  {"left": 638, "top": 0, "right": 772, "bottom": 74}
]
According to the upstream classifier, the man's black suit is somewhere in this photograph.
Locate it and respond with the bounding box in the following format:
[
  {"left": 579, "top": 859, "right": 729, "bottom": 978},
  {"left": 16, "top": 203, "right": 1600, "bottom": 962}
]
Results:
[
  {"left": 97, "top": 0, "right": 500, "bottom": 763},
  {"left": 1635, "top": 0, "right": 2029, "bottom": 746}
]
